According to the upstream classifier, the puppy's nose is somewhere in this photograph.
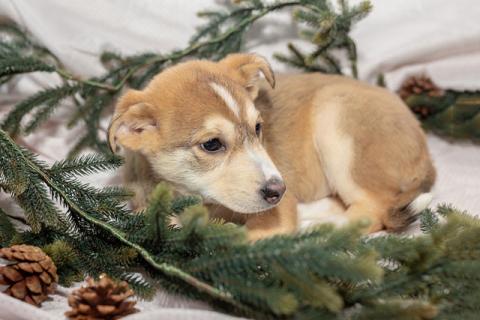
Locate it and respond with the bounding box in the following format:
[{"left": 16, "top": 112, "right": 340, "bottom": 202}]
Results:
[{"left": 260, "top": 178, "right": 286, "bottom": 205}]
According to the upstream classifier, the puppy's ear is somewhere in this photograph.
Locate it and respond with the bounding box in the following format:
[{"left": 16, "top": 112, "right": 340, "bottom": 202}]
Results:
[
  {"left": 108, "top": 90, "right": 158, "bottom": 153},
  {"left": 219, "top": 53, "right": 275, "bottom": 99}
]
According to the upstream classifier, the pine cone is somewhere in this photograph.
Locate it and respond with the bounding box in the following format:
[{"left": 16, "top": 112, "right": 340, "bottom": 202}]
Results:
[
  {"left": 398, "top": 75, "right": 444, "bottom": 100},
  {"left": 65, "top": 274, "right": 138, "bottom": 320},
  {"left": 0, "top": 244, "right": 58, "bottom": 306}
]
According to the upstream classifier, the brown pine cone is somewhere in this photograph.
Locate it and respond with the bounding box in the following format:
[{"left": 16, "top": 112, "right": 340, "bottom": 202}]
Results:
[
  {"left": 398, "top": 75, "right": 445, "bottom": 100},
  {"left": 65, "top": 274, "right": 138, "bottom": 320},
  {"left": 0, "top": 244, "right": 58, "bottom": 306}
]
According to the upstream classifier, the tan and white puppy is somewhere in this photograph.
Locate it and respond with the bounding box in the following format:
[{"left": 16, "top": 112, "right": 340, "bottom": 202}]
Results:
[{"left": 108, "top": 53, "right": 436, "bottom": 240}]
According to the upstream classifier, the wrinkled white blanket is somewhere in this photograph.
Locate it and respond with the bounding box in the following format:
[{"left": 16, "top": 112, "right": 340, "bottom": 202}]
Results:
[{"left": 0, "top": 0, "right": 480, "bottom": 319}]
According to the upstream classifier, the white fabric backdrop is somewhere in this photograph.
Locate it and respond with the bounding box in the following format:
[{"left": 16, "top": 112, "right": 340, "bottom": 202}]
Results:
[
  {"left": 2, "top": 0, "right": 480, "bottom": 89},
  {"left": 0, "top": 1, "right": 480, "bottom": 319}
]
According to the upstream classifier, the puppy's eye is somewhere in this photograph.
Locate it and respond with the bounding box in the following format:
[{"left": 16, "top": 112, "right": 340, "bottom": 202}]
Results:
[
  {"left": 255, "top": 123, "right": 262, "bottom": 136},
  {"left": 201, "top": 138, "right": 224, "bottom": 153}
]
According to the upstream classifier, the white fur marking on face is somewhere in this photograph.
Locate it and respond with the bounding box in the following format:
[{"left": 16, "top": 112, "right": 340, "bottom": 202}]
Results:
[
  {"left": 210, "top": 82, "right": 240, "bottom": 119},
  {"left": 245, "top": 101, "right": 259, "bottom": 125},
  {"left": 201, "top": 115, "right": 236, "bottom": 143},
  {"left": 244, "top": 141, "right": 281, "bottom": 181}
]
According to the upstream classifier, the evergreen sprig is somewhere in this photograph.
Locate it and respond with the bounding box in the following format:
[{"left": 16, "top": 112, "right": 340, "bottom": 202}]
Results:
[
  {"left": 0, "top": 206, "right": 17, "bottom": 247},
  {"left": 49, "top": 153, "right": 123, "bottom": 176},
  {"left": 0, "top": 0, "right": 370, "bottom": 156},
  {"left": 406, "top": 90, "right": 480, "bottom": 142},
  {"left": 0, "top": 17, "right": 59, "bottom": 84},
  {"left": 1, "top": 128, "right": 480, "bottom": 319},
  {"left": 274, "top": 0, "right": 372, "bottom": 77},
  {"left": 2, "top": 84, "right": 82, "bottom": 136},
  {"left": 0, "top": 56, "right": 54, "bottom": 78}
]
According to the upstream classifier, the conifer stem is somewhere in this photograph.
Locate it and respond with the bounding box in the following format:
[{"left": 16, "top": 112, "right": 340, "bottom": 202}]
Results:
[{"left": 56, "top": 69, "right": 116, "bottom": 91}]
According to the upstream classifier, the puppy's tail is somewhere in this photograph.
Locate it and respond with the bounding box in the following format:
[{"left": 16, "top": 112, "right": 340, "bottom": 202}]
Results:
[
  {"left": 384, "top": 192, "right": 433, "bottom": 232},
  {"left": 383, "top": 162, "right": 436, "bottom": 232}
]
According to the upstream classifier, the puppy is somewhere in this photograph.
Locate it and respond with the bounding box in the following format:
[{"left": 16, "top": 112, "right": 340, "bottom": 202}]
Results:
[{"left": 108, "top": 53, "right": 435, "bottom": 240}]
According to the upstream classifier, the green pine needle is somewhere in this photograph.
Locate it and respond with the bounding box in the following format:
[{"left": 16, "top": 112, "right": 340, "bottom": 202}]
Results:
[
  {"left": 0, "top": 206, "right": 17, "bottom": 246},
  {"left": 2, "top": 84, "right": 81, "bottom": 135},
  {"left": 49, "top": 154, "right": 124, "bottom": 176},
  {"left": 0, "top": 56, "right": 54, "bottom": 78}
]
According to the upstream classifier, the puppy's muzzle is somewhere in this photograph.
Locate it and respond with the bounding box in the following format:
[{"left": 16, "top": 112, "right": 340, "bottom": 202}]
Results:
[{"left": 260, "top": 178, "right": 286, "bottom": 205}]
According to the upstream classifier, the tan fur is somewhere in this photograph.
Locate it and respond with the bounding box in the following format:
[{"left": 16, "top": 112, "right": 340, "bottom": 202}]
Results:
[
  {"left": 108, "top": 54, "right": 435, "bottom": 240},
  {"left": 256, "top": 73, "right": 435, "bottom": 233}
]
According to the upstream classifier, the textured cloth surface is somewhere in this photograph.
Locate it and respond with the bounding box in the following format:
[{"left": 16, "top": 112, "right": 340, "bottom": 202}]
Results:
[
  {"left": 0, "top": 290, "right": 243, "bottom": 320},
  {"left": 0, "top": 0, "right": 480, "bottom": 319}
]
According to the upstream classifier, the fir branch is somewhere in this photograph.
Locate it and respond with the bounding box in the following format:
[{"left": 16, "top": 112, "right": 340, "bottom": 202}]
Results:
[
  {"left": 0, "top": 131, "right": 64, "bottom": 231},
  {"left": 42, "top": 239, "right": 84, "bottom": 286},
  {"left": 171, "top": 195, "right": 202, "bottom": 214},
  {"left": 1, "top": 127, "right": 480, "bottom": 319},
  {"left": 275, "top": 0, "right": 371, "bottom": 76},
  {"left": 358, "top": 210, "right": 480, "bottom": 318},
  {"left": 0, "top": 56, "right": 54, "bottom": 78},
  {"left": 120, "top": 272, "right": 156, "bottom": 300},
  {"left": 49, "top": 154, "right": 123, "bottom": 176},
  {"left": 134, "top": 184, "right": 174, "bottom": 247},
  {"left": 420, "top": 208, "right": 439, "bottom": 233},
  {"left": 0, "top": 128, "right": 248, "bottom": 311},
  {"left": 398, "top": 75, "right": 480, "bottom": 143},
  {"left": 15, "top": 179, "right": 63, "bottom": 232},
  {"left": 0, "top": 206, "right": 17, "bottom": 246},
  {"left": 1, "top": 84, "right": 81, "bottom": 136},
  {"left": 95, "top": 186, "right": 134, "bottom": 202}
]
